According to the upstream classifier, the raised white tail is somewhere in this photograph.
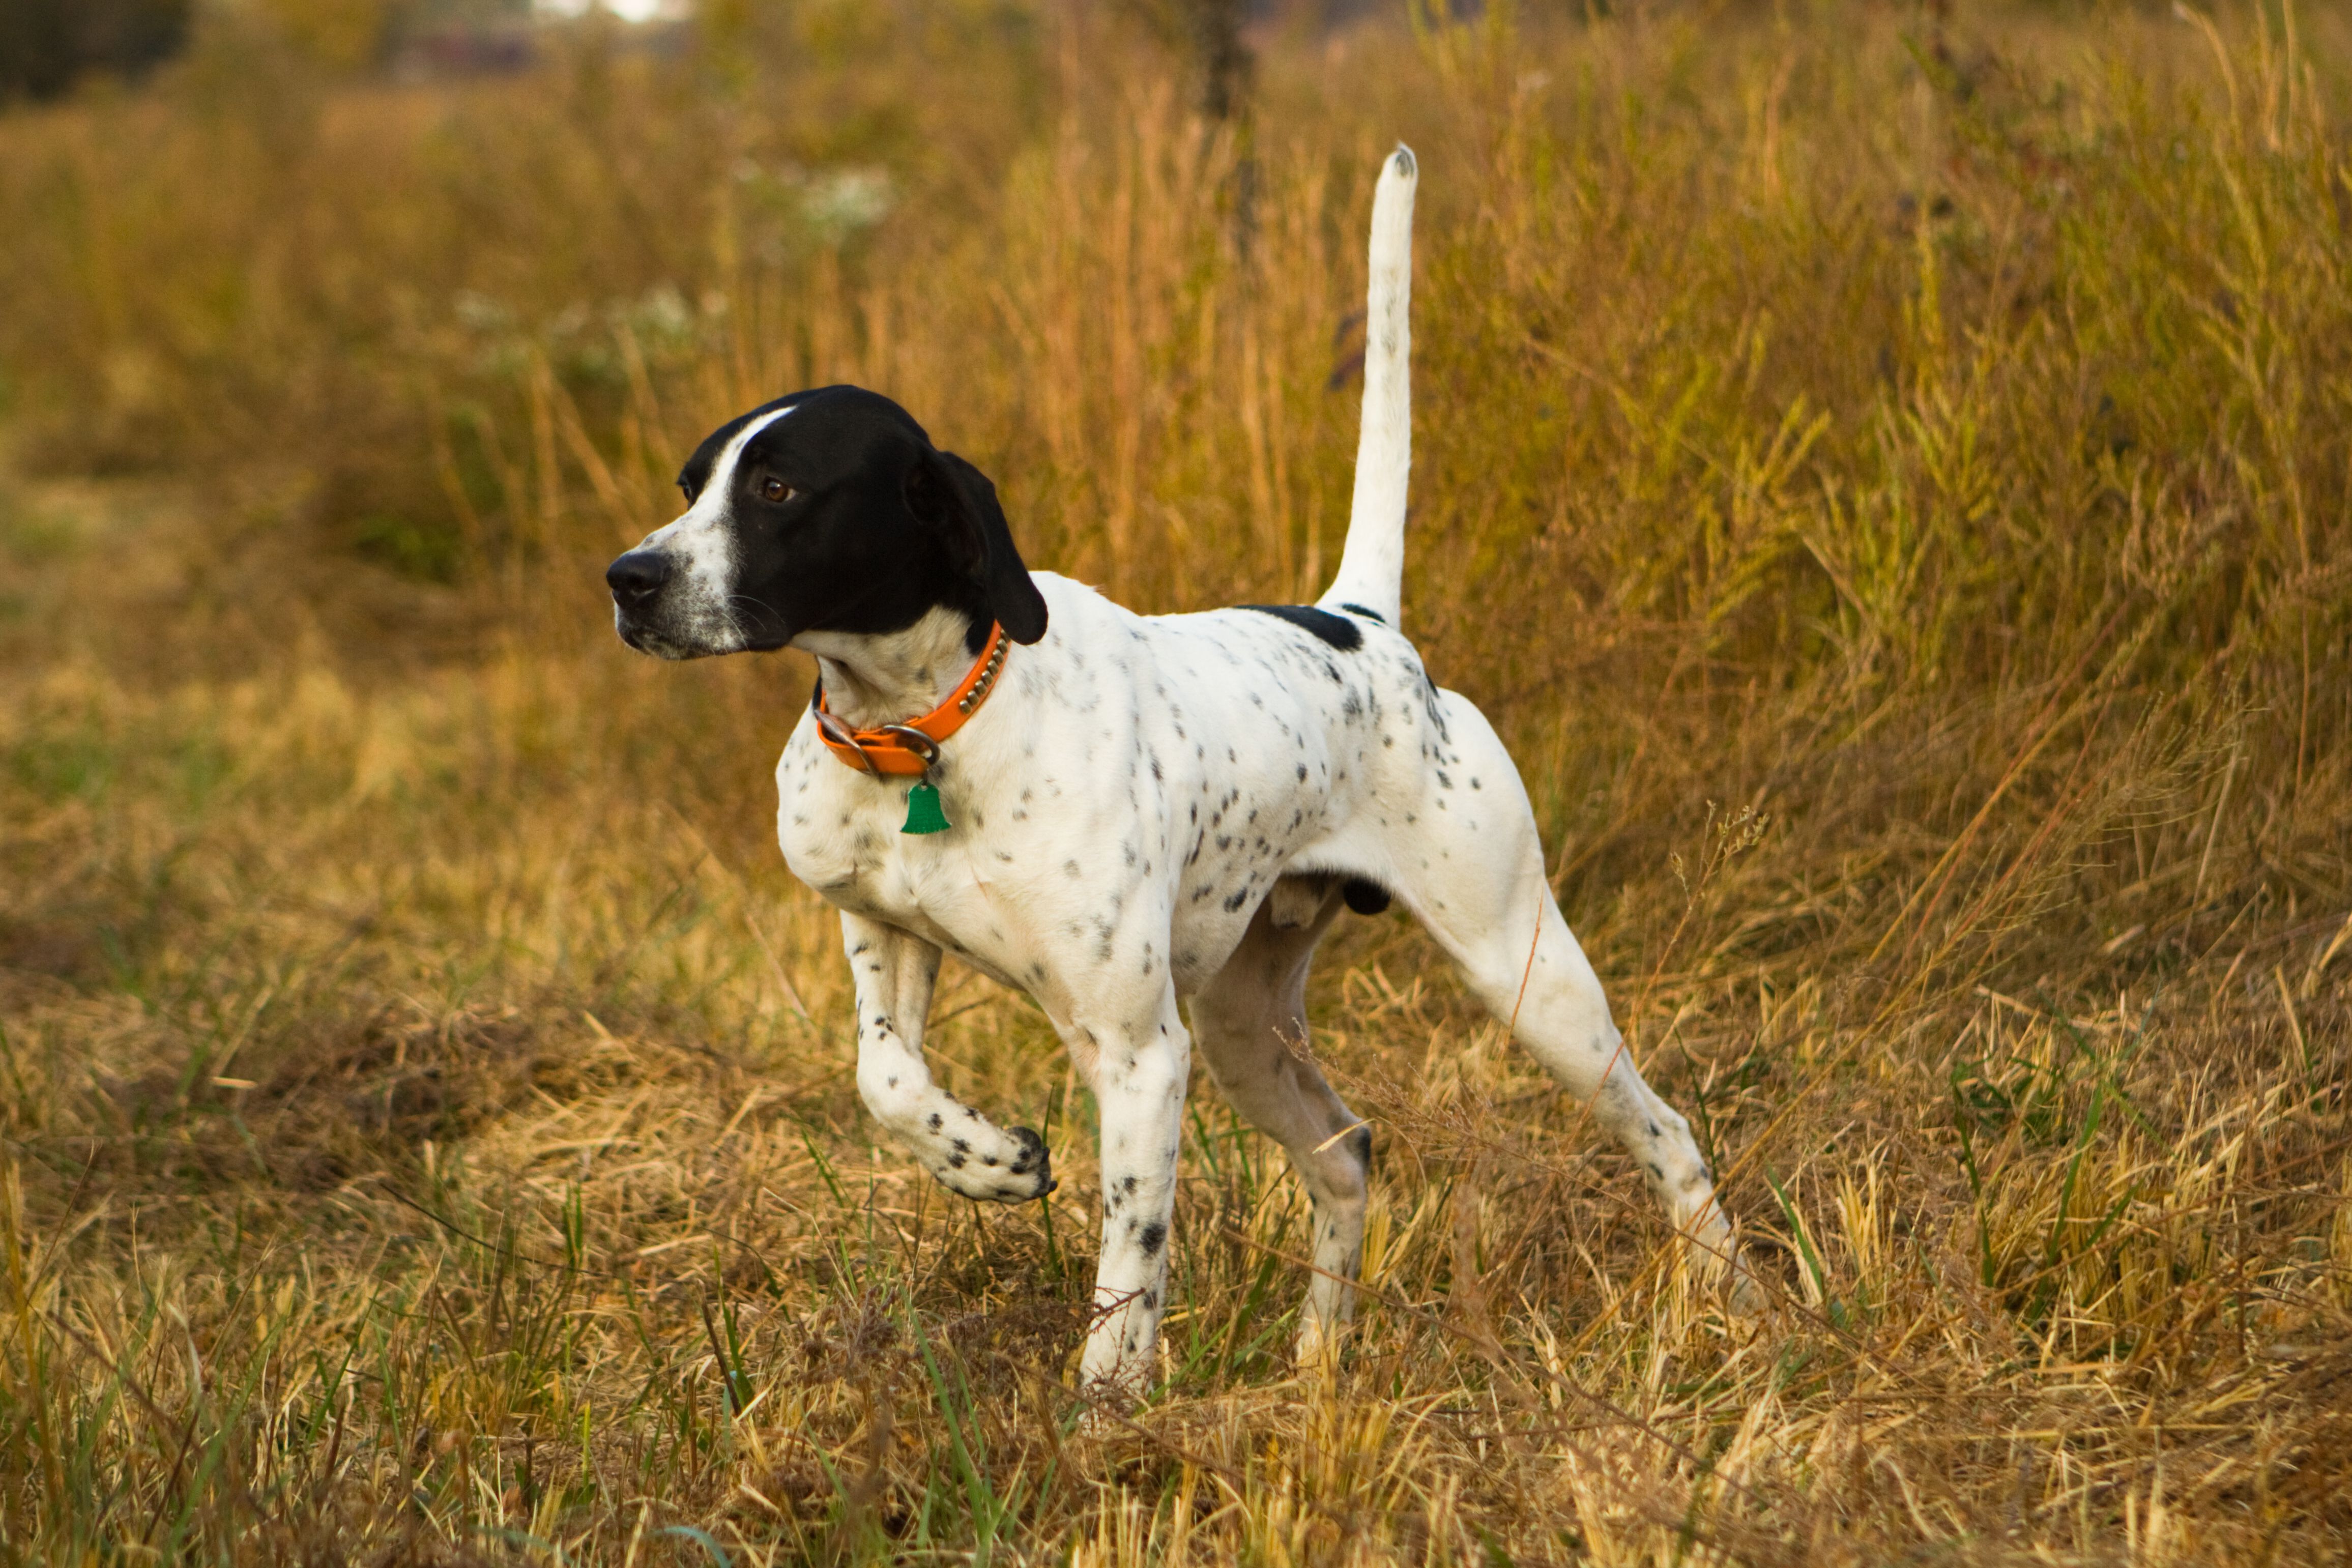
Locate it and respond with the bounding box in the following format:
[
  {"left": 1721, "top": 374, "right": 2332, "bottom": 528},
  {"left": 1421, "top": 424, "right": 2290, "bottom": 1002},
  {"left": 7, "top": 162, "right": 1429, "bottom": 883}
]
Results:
[{"left": 1319, "top": 145, "right": 1416, "bottom": 630}]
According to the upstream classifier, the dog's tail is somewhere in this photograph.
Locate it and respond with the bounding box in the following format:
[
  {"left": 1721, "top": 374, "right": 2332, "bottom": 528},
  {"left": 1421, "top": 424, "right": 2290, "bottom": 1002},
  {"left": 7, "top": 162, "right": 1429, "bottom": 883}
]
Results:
[{"left": 1319, "top": 144, "right": 1416, "bottom": 630}]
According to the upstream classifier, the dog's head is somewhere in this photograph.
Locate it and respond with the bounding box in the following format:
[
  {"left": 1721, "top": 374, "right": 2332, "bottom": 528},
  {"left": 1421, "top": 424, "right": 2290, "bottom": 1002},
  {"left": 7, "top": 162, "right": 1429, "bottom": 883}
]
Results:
[{"left": 605, "top": 385, "right": 1048, "bottom": 659}]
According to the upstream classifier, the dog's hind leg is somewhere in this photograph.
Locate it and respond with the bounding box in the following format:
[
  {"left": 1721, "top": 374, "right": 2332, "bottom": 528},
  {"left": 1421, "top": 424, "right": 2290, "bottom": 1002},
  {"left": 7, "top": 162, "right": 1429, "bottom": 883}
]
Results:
[
  {"left": 840, "top": 911, "right": 1055, "bottom": 1203},
  {"left": 1190, "top": 880, "right": 1373, "bottom": 1356},
  {"left": 1376, "top": 693, "right": 1753, "bottom": 1304}
]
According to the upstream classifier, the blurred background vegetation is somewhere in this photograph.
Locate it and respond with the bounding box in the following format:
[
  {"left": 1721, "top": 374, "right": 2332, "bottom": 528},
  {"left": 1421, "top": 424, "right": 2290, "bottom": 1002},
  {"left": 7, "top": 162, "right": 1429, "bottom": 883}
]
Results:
[
  {"left": 0, "top": 0, "right": 554, "bottom": 104},
  {"left": 0, "top": 0, "right": 192, "bottom": 105},
  {"left": 1, "top": 1, "right": 2348, "bottom": 1563}
]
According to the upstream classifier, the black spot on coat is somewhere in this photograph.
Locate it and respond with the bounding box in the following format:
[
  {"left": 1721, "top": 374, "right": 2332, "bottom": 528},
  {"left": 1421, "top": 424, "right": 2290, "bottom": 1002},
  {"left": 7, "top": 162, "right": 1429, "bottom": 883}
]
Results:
[{"left": 1236, "top": 604, "right": 1362, "bottom": 651}]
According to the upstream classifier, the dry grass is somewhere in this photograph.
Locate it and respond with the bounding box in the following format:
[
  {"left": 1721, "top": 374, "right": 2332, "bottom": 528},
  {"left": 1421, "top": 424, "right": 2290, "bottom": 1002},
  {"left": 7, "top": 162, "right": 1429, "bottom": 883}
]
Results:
[{"left": 3, "top": 1, "right": 2350, "bottom": 1562}]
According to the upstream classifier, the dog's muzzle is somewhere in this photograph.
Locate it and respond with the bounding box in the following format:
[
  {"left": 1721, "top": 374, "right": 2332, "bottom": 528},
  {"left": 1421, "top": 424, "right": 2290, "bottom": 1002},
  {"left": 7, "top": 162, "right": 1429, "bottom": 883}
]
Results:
[{"left": 607, "top": 549, "right": 679, "bottom": 653}]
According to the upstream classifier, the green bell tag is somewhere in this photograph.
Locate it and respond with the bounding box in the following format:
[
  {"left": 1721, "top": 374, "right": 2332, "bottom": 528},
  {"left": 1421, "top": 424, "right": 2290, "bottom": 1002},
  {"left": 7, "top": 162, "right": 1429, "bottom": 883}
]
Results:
[{"left": 902, "top": 780, "right": 951, "bottom": 835}]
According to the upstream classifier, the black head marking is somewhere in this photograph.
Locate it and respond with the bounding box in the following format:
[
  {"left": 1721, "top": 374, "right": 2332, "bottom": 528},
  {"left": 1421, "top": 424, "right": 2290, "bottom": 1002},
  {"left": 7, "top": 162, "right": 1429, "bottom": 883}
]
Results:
[
  {"left": 624, "top": 384, "right": 1046, "bottom": 655},
  {"left": 905, "top": 446, "right": 1049, "bottom": 645}
]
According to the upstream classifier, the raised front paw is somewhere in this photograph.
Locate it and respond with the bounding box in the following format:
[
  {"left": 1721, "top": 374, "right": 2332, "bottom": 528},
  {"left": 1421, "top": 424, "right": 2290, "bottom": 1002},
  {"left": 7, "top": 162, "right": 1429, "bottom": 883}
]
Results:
[
  {"left": 1005, "top": 1124, "right": 1055, "bottom": 1197},
  {"left": 928, "top": 1123, "right": 1056, "bottom": 1203}
]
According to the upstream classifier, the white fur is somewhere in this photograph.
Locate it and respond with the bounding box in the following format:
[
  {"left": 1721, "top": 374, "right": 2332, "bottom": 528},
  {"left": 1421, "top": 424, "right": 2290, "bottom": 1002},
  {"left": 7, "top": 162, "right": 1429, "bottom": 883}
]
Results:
[
  {"left": 776, "top": 576, "right": 1749, "bottom": 1391},
  {"left": 761, "top": 148, "right": 1748, "bottom": 1396}
]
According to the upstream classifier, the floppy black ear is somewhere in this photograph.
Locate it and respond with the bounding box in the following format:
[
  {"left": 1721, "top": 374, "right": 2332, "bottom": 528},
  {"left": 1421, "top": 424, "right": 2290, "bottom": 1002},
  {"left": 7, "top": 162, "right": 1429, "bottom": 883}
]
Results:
[{"left": 909, "top": 448, "right": 1049, "bottom": 645}]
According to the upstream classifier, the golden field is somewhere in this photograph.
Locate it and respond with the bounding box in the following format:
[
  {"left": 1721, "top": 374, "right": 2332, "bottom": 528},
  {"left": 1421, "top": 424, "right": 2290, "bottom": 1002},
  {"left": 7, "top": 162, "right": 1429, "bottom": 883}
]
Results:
[{"left": 2, "top": 2, "right": 2349, "bottom": 1561}]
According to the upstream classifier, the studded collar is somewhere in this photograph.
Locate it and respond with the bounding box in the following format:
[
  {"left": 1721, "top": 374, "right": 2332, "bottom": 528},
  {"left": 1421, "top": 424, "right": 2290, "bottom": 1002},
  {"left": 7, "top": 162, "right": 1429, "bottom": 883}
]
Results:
[{"left": 810, "top": 621, "right": 1010, "bottom": 778}]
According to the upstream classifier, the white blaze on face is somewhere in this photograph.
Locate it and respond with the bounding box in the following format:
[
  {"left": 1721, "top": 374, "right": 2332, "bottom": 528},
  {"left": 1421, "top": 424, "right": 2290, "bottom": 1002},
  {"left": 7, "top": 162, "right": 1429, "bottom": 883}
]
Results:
[{"left": 629, "top": 403, "right": 798, "bottom": 654}]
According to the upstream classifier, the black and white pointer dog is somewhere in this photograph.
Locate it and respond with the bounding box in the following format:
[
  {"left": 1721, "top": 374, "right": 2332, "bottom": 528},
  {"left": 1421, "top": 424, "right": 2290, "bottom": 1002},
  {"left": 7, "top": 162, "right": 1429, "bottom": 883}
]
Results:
[{"left": 607, "top": 149, "right": 1750, "bottom": 1393}]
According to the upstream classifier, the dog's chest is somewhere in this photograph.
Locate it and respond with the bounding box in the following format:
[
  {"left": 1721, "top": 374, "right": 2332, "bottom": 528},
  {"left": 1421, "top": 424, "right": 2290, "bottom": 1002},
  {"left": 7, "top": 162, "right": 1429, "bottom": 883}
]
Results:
[
  {"left": 775, "top": 734, "right": 966, "bottom": 911},
  {"left": 773, "top": 725, "right": 1086, "bottom": 982}
]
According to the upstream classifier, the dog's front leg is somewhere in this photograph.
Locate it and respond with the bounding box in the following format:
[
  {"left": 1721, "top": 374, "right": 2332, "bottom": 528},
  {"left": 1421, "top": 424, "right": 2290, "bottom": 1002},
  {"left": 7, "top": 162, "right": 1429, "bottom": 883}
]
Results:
[
  {"left": 1073, "top": 981, "right": 1190, "bottom": 1398},
  {"left": 841, "top": 912, "right": 1054, "bottom": 1203}
]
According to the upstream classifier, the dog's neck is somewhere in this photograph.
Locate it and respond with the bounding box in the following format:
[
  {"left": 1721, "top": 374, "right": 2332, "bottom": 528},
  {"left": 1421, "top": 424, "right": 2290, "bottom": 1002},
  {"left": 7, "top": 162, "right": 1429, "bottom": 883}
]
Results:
[{"left": 797, "top": 605, "right": 989, "bottom": 731}]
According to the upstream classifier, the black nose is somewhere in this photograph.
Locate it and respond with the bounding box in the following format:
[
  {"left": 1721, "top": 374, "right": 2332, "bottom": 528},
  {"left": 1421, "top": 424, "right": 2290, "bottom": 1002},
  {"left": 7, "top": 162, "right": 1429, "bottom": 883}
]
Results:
[{"left": 606, "top": 550, "right": 673, "bottom": 608}]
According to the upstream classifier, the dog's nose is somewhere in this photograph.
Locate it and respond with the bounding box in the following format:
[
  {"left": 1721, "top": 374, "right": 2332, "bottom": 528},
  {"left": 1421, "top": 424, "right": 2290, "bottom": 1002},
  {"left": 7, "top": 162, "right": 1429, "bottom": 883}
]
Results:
[{"left": 606, "top": 550, "right": 673, "bottom": 607}]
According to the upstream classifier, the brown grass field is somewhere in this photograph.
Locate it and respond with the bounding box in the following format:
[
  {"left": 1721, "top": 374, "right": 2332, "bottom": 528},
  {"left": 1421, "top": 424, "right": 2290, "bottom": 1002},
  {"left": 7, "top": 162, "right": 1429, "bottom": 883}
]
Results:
[{"left": 3, "top": 1, "right": 2351, "bottom": 1561}]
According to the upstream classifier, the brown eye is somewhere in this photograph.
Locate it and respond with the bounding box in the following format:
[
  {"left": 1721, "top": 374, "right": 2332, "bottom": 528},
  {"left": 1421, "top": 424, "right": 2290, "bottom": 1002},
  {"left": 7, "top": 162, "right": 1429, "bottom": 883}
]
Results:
[{"left": 759, "top": 477, "right": 794, "bottom": 504}]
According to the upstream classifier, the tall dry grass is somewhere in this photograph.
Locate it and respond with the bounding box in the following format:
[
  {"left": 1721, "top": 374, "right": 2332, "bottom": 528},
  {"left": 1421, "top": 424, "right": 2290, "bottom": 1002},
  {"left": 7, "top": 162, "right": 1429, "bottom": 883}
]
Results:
[{"left": 1, "top": 1, "right": 2349, "bottom": 1562}]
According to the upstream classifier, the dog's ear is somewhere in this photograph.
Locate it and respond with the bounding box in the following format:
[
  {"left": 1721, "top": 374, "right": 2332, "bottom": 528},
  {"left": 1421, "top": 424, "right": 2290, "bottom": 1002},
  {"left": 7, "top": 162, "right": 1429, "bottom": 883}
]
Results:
[{"left": 904, "top": 448, "right": 1049, "bottom": 645}]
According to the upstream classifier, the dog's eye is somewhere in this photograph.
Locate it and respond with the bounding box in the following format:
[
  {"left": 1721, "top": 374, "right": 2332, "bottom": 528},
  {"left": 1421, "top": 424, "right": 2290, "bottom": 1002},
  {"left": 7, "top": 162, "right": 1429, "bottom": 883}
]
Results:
[{"left": 759, "top": 477, "right": 795, "bottom": 504}]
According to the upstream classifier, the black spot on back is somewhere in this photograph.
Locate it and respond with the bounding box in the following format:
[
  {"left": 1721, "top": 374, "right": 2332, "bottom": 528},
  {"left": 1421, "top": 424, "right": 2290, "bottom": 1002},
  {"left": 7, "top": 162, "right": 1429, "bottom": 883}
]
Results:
[
  {"left": 1336, "top": 602, "right": 1386, "bottom": 624},
  {"left": 1238, "top": 604, "right": 1362, "bottom": 651}
]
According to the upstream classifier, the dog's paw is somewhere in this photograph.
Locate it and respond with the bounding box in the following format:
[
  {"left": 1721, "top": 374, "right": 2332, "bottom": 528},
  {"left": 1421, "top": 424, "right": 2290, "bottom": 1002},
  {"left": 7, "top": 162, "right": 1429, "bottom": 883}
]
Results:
[
  {"left": 1006, "top": 1124, "right": 1056, "bottom": 1200},
  {"left": 927, "top": 1124, "right": 1055, "bottom": 1204}
]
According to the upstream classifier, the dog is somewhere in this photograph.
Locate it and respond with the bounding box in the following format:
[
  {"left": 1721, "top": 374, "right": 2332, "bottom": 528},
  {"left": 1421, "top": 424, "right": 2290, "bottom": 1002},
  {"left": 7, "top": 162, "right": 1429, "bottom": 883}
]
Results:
[{"left": 606, "top": 148, "right": 1750, "bottom": 1394}]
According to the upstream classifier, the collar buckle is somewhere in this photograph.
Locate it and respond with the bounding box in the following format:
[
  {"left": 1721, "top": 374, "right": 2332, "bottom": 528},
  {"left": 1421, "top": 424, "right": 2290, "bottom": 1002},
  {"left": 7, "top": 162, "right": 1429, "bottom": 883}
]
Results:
[{"left": 876, "top": 724, "right": 942, "bottom": 769}]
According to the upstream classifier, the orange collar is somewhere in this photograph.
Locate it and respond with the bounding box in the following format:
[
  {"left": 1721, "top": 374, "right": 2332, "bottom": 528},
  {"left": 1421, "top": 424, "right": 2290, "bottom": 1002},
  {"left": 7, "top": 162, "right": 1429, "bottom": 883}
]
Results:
[{"left": 811, "top": 622, "right": 1010, "bottom": 777}]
